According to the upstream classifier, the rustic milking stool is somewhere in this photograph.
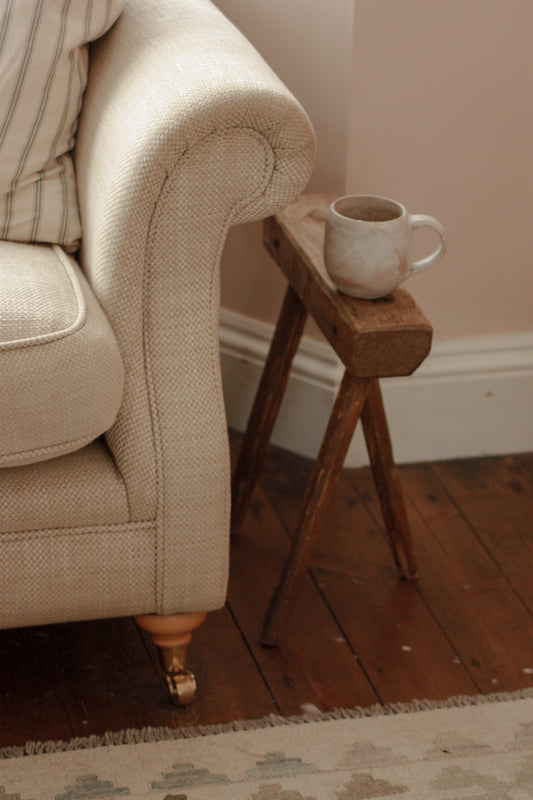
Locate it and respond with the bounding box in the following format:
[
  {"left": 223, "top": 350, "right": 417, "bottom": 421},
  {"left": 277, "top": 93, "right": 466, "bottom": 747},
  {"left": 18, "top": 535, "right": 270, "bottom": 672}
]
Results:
[{"left": 231, "top": 194, "right": 433, "bottom": 647}]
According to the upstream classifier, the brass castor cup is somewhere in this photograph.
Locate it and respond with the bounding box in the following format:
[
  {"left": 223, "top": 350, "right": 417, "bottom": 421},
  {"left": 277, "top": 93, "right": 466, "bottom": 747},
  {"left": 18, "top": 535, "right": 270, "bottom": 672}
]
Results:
[{"left": 135, "top": 612, "right": 207, "bottom": 706}]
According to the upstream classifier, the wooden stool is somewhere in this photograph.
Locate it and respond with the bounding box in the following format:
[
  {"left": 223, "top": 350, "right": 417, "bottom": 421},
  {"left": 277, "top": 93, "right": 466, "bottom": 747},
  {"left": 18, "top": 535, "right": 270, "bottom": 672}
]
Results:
[{"left": 231, "top": 195, "right": 433, "bottom": 647}]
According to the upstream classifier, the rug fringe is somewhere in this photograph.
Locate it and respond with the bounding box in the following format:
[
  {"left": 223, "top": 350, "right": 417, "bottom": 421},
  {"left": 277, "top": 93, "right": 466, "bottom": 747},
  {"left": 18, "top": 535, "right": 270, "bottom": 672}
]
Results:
[{"left": 2, "top": 687, "right": 533, "bottom": 759}]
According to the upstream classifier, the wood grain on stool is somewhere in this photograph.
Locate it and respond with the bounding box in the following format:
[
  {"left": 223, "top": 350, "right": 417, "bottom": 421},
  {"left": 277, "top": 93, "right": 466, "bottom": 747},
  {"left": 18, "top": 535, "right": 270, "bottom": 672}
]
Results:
[
  {"left": 263, "top": 195, "right": 432, "bottom": 378},
  {"left": 231, "top": 285, "right": 308, "bottom": 537},
  {"left": 262, "top": 372, "right": 371, "bottom": 646},
  {"left": 233, "top": 194, "right": 433, "bottom": 647}
]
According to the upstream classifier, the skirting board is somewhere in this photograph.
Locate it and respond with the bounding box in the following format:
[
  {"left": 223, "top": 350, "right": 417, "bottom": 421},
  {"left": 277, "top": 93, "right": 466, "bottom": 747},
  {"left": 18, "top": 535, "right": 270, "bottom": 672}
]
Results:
[{"left": 220, "top": 308, "right": 533, "bottom": 467}]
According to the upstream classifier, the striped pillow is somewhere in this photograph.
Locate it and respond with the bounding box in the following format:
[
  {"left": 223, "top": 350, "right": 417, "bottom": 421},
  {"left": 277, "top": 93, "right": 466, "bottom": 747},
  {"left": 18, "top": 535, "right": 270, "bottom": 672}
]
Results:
[{"left": 0, "top": 0, "right": 124, "bottom": 253}]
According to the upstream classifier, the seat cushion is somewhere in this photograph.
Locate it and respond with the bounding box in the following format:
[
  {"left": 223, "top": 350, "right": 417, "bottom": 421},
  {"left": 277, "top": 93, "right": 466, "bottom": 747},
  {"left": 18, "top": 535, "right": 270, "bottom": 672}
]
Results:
[
  {"left": 0, "top": 241, "right": 124, "bottom": 467},
  {"left": 0, "top": 0, "right": 124, "bottom": 252}
]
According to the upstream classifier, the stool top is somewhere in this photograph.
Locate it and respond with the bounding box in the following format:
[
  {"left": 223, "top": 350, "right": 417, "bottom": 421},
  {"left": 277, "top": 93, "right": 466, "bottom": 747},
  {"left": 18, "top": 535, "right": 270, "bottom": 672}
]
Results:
[{"left": 264, "top": 194, "right": 433, "bottom": 378}]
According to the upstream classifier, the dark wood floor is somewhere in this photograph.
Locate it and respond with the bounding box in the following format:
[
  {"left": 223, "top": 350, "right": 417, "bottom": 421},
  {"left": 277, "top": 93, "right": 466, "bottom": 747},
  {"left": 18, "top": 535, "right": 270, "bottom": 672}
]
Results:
[{"left": 1, "top": 433, "right": 532, "bottom": 748}]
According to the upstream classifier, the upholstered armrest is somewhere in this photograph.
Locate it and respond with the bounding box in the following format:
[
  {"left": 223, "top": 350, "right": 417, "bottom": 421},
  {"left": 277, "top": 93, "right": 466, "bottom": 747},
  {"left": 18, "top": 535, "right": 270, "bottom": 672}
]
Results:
[
  {"left": 76, "top": 0, "right": 315, "bottom": 235},
  {"left": 73, "top": 0, "right": 315, "bottom": 613}
]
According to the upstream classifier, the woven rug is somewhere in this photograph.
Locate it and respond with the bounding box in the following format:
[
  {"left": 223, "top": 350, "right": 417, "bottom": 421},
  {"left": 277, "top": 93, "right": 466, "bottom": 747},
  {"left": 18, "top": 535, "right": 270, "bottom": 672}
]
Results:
[{"left": 1, "top": 692, "right": 532, "bottom": 799}]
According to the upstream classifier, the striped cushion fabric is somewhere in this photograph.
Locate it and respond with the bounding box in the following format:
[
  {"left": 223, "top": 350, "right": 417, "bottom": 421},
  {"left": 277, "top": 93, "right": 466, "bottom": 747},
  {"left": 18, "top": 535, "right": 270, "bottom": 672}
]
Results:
[{"left": 0, "top": 0, "right": 124, "bottom": 252}]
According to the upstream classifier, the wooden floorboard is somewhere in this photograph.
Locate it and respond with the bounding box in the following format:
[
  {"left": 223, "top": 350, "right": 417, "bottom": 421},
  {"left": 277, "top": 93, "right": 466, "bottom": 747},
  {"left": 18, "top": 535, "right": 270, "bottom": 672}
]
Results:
[
  {"left": 227, "top": 484, "right": 379, "bottom": 715},
  {"left": 351, "top": 463, "right": 533, "bottom": 695},
  {"left": 1, "top": 435, "right": 532, "bottom": 747},
  {"left": 259, "top": 446, "right": 480, "bottom": 704},
  {"left": 431, "top": 456, "right": 533, "bottom": 616}
]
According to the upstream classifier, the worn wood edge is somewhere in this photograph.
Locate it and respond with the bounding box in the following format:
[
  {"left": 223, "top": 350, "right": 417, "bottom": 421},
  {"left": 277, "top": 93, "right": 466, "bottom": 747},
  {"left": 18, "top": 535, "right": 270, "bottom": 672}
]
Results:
[
  {"left": 263, "top": 211, "right": 433, "bottom": 378},
  {"left": 3, "top": 688, "right": 532, "bottom": 759},
  {"left": 268, "top": 195, "right": 432, "bottom": 334},
  {"left": 261, "top": 375, "right": 372, "bottom": 646},
  {"left": 231, "top": 285, "right": 308, "bottom": 535}
]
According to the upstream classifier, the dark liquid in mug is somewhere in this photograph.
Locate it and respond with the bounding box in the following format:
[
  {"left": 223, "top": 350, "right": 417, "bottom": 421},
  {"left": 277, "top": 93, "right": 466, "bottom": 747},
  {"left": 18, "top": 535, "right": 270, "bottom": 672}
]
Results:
[{"left": 334, "top": 196, "right": 402, "bottom": 223}]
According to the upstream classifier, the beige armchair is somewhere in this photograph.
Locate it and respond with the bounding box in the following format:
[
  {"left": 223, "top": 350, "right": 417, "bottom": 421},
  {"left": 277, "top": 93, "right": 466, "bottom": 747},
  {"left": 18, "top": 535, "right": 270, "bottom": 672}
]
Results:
[{"left": 0, "top": 0, "right": 315, "bottom": 703}]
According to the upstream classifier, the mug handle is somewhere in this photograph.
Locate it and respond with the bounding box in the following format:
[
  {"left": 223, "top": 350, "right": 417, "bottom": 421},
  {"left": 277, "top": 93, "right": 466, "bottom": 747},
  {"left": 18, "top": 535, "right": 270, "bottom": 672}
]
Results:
[{"left": 409, "top": 215, "right": 447, "bottom": 274}]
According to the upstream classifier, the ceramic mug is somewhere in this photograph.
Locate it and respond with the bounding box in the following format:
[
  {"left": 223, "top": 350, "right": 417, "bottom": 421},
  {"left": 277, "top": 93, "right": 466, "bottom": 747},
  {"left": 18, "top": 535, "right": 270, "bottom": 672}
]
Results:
[{"left": 323, "top": 195, "right": 447, "bottom": 299}]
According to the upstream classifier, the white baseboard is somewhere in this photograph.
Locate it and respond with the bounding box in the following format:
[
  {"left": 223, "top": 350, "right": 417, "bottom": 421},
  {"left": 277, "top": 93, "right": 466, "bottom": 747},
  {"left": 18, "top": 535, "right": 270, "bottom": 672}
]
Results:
[{"left": 220, "top": 308, "right": 533, "bottom": 466}]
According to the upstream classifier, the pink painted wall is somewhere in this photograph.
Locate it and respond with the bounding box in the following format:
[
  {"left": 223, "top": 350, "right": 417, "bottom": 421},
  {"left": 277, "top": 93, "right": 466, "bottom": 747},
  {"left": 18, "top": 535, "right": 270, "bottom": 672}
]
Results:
[
  {"left": 216, "top": 0, "right": 354, "bottom": 329},
  {"left": 217, "top": 0, "right": 533, "bottom": 343},
  {"left": 347, "top": 0, "right": 533, "bottom": 341}
]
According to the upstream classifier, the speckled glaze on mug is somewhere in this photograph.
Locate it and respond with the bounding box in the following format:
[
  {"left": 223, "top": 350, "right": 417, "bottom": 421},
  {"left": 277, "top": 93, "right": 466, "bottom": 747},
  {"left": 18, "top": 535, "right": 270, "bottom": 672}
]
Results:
[{"left": 324, "top": 195, "right": 446, "bottom": 299}]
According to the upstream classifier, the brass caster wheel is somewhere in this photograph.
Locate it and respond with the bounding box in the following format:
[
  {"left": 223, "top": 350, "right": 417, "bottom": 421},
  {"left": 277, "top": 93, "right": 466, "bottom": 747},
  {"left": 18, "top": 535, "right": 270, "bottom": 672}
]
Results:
[
  {"left": 165, "top": 668, "right": 197, "bottom": 706},
  {"left": 135, "top": 612, "right": 207, "bottom": 707}
]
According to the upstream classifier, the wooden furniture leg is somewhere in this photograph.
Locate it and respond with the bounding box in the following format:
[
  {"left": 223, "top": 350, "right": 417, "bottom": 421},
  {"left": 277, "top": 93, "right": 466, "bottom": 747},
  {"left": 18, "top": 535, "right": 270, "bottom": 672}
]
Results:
[
  {"left": 262, "top": 371, "right": 371, "bottom": 647},
  {"left": 361, "top": 379, "right": 418, "bottom": 580},
  {"left": 135, "top": 612, "right": 207, "bottom": 705},
  {"left": 231, "top": 284, "right": 308, "bottom": 536}
]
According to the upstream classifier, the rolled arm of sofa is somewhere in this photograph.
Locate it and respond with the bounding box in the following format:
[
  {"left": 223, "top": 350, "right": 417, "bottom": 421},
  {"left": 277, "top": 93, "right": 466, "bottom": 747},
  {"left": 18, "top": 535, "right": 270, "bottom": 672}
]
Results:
[
  {"left": 74, "top": 0, "right": 315, "bottom": 613},
  {"left": 76, "top": 0, "right": 315, "bottom": 236}
]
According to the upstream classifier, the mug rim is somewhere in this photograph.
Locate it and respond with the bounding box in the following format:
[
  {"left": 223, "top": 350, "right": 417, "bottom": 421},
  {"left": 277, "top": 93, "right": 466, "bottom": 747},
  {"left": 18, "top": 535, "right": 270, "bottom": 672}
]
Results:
[{"left": 330, "top": 194, "right": 406, "bottom": 224}]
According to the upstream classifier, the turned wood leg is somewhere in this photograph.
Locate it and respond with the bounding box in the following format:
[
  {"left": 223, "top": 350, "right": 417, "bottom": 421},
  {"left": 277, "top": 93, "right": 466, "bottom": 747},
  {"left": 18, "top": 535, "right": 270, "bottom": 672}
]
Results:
[
  {"left": 361, "top": 379, "right": 418, "bottom": 580},
  {"left": 262, "top": 372, "right": 371, "bottom": 647},
  {"left": 135, "top": 612, "right": 207, "bottom": 705},
  {"left": 231, "top": 284, "right": 308, "bottom": 536}
]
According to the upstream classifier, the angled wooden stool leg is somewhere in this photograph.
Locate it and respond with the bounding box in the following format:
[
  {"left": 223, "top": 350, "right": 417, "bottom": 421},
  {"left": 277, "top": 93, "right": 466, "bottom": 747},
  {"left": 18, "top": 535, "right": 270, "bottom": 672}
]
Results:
[
  {"left": 262, "top": 372, "right": 371, "bottom": 647},
  {"left": 361, "top": 379, "right": 418, "bottom": 580},
  {"left": 231, "top": 285, "right": 308, "bottom": 536}
]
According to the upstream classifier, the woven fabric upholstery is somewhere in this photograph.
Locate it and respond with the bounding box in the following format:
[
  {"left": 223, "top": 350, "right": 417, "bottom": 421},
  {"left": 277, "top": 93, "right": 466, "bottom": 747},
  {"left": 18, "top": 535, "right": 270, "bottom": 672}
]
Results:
[
  {"left": 0, "top": 438, "right": 137, "bottom": 628},
  {"left": 0, "top": 0, "right": 124, "bottom": 251},
  {"left": 0, "top": 439, "right": 129, "bottom": 534},
  {"left": 0, "top": 241, "right": 124, "bottom": 467},
  {"left": 75, "top": 0, "right": 315, "bottom": 527},
  {"left": 0, "top": 0, "right": 315, "bottom": 628},
  {"left": 1, "top": 519, "right": 156, "bottom": 629},
  {"left": 73, "top": 0, "right": 314, "bottom": 617}
]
